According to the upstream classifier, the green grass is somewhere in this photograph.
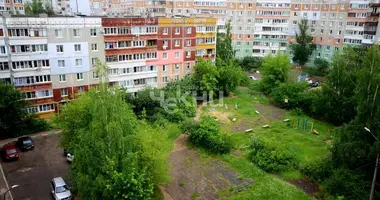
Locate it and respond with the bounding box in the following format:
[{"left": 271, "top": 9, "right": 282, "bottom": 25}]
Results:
[
  {"left": 219, "top": 154, "right": 312, "bottom": 200},
  {"left": 166, "top": 123, "right": 181, "bottom": 142}
]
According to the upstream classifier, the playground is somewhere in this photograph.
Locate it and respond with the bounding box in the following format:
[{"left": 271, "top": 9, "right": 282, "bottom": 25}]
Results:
[{"left": 195, "top": 87, "right": 333, "bottom": 198}]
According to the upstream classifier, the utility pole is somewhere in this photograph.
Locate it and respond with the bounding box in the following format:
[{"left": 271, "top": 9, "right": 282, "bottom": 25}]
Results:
[
  {"left": 370, "top": 153, "right": 379, "bottom": 200},
  {"left": 365, "top": 127, "right": 380, "bottom": 200}
]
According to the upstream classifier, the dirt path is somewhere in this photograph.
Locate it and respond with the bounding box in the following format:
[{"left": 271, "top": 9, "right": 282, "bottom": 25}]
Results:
[{"left": 194, "top": 104, "right": 205, "bottom": 121}]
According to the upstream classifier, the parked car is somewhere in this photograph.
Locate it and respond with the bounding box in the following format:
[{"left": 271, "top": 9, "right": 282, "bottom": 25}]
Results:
[
  {"left": 309, "top": 81, "right": 320, "bottom": 88},
  {"left": 50, "top": 177, "right": 72, "bottom": 200},
  {"left": 66, "top": 153, "right": 74, "bottom": 163},
  {"left": 64, "top": 149, "right": 74, "bottom": 163},
  {"left": 249, "top": 76, "right": 257, "bottom": 80},
  {"left": 17, "top": 136, "right": 34, "bottom": 151},
  {"left": 1, "top": 144, "right": 19, "bottom": 161}
]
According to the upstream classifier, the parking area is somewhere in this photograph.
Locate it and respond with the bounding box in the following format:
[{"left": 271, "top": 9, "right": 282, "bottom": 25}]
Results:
[{"left": 1, "top": 134, "right": 69, "bottom": 200}]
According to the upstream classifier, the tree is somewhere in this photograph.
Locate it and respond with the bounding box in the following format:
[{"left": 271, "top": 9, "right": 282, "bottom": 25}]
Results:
[
  {"left": 0, "top": 82, "right": 49, "bottom": 139},
  {"left": 319, "top": 47, "right": 359, "bottom": 125},
  {"left": 260, "top": 52, "right": 291, "bottom": 93},
  {"left": 216, "top": 58, "right": 245, "bottom": 95},
  {"left": 291, "top": 19, "right": 316, "bottom": 66},
  {"left": 192, "top": 58, "right": 219, "bottom": 93},
  {"left": 314, "top": 58, "right": 329, "bottom": 73},
  {"left": 238, "top": 56, "right": 263, "bottom": 71},
  {"left": 24, "top": 0, "right": 54, "bottom": 15},
  {"left": 216, "top": 20, "right": 235, "bottom": 62},
  {"left": 57, "top": 60, "right": 170, "bottom": 199}
]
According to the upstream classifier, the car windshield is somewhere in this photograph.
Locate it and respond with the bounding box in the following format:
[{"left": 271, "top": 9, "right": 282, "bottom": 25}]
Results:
[
  {"left": 23, "top": 140, "right": 32, "bottom": 145},
  {"left": 6, "top": 149, "right": 16, "bottom": 154},
  {"left": 56, "top": 185, "right": 68, "bottom": 193}
]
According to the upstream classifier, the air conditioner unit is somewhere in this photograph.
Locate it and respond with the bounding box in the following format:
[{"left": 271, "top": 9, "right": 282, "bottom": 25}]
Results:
[{"left": 163, "top": 46, "right": 167, "bottom": 50}]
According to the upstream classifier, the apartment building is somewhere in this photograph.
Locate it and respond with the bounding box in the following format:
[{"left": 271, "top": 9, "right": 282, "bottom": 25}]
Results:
[
  {"left": 83, "top": 0, "right": 380, "bottom": 61},
  {"left": 0, "top": 0, "right": 25, "bottom": 14},
  {"left": 101, "top": 17, "right": 216, "bottom": 91},
  {"left": 0, "top": 15, "right": 216, "bottom": 118},
  {"left": 0, "top": 15, "right": 102, "bottom": 118}
]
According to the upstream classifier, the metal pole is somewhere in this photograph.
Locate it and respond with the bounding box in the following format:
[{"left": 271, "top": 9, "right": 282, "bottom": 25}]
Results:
[{"left": 370, "top": 153, "right": 379, "bottom": 200}]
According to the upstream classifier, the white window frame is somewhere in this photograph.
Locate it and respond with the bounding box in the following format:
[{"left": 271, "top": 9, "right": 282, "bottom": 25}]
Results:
[
  {"left": 74, "top": 44, "right": 81, "bottom": 52},
  {"left": 76, "top": 73, "right": 83, "bottom": 81},
  {"left": 59, "top": 74, "right": 66, "bottom": 82},
  {"left": 163, "top": 52, "right": 168, "bottom": 59},
  {"left": 75, "top": 59, "right": 82, "bottom": 67},
  {"left": 91, "top": 43, "right": 98, "bottom": 51},
  {"left": 58, "top": 60, "right": 65, "bottom": 68}
]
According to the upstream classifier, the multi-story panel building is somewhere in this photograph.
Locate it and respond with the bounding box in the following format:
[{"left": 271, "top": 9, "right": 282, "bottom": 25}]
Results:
[
  {"left": 2, "top": 0, "right": 25, "bottom": 14},
  {"left": 84, "top": 0, "right": 380, "bottom": 62}
]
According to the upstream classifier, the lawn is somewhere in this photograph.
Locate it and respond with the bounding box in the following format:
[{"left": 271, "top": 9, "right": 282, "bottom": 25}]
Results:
[{"left": 199, "top": 86, "right": 333, "bottom": 198}]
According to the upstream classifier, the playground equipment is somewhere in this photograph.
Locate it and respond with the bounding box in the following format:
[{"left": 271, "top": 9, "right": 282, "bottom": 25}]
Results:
[
  {"left": 255, "top": 111, "right": 260, "bottom": 114},
  {"left": 325, "top": 128, "right": 334, "bottom": 139},
  {"left": 262, "top": 125, "right": 270, "bottom": 128}
]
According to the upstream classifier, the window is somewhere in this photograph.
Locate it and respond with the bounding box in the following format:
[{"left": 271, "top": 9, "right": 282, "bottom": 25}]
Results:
[
  {"left": 91, "top": 58, "right": 97, "bottom": 65},
  {"left": 0, "top": 62, "right": 9, "bottom": 71},
  {"left": 36, "top": 89, "right": 52, "bottom": 98},
  {"left": 175, "top": 75, "right": 179, "bottom": 80},
  {"left": 75, "top": 59, "right": 82, "bottom": 67},
  {"left": 91, "top": 43, "right": 98, "bottom": 51},
  {"left": 163, "top": 27, "right": 168, "bottom": 35},
  {"left": 332, "top": 4, "right": 336, "bottom": 9},
  {"left": 175, "top": 27, "right": 180, "bottom": 34},
  {"left": 39, "top": 104, "right": 54, "bottom": 112},
  {"left": 162, "top": 40, "right": 168, "bottom": 48},
  {"left": 74, "top": 44, "right": 81, "bottom": 52},
  {"left": 175, "top": 64, "right": 179, "bottom": 70},
  {"left": 293, "top": 20, "right": 297, "bottom": 25},
  {"left": 304, "top": 4, "right": 309, "bottom": 9},
  {"left": 175, "top": 40, "right": 180, "bottom": 47},
  {"left": 162, "top": 65, "right": 168, "bottom": 72},
  {"left": 56, "top": 45, "right": 64, "bottom": 53},
  {"left": 73, "top": 29, "right": 80, "bottom": 37},
  {"left": 186, "top": 27, "right": 192, "bottom": 34},
  {"left": 78, "top": 87, "right": 85, "bottom": 92},
  {"left": 77, "top": 73, "right": 83, "bottom": 80},
  {"left": 90, "top": 28, "right": 97, "bottom": 36},
  {"left": 186, "top": 39, "right": 191, "bottom": 46},
  {"left": 162, "top": 76, "right": 168, "bottom": 83},
  {"left": 186, "top": 62, "right": 191, "bottom": 69},
  {"left": 163, "top": 53, "right": 168, "bottom": 59},
  {"left": 59, "top": 74, "right": 66, "bottom": 82},
  {"left": 61, "top": 88, "right": 68, "bottom": 97},
  {"left": 58, "top": 60, "right": 65, "bottom": 68},
  {"left": 175, "top": 52, "right": 180, "bottom": 58},
  {"left": 55, "top": 29, "right": 62, "bottom": 38},
  {"left": 186, "top": 51, "right": 191, "bottom": 58}
]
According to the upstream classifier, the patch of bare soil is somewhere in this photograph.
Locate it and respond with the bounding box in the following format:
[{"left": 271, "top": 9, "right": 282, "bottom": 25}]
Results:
[
  {"left": 194, "top": 104, "right": 205, "bottom": 121},
  {"left": 163, "top": 148, "right": 252, "bottom": 200},
  {"left": 230, "top": 117, "right": 269, "bottom": 132},
  {"left": 209, "top": 110, "right": 230, "bottom": 123},
  {"left": 288, "top": 178, "right": 320, "bottom": 198},
  {"left": 255, "top": 104, "right": 286, "bottom": 120}
]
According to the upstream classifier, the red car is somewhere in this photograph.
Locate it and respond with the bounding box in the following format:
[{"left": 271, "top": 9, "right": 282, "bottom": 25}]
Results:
[{"left": 1, "top": 144, "right": 19, "bottom": 161}]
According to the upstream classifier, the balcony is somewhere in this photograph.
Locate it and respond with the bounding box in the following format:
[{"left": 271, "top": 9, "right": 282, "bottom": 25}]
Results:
[
  {"left": 369, "top": 12, "right": 380, "bottom": 16},
  {"left": 370, "top": 3, "right": 380, "bottom": 8},
  {"left": 364, "top": 30, "right": 376, "bottom": 35},
  {"left": 365, "top": 21, "right": 378, "bottom": 26}
]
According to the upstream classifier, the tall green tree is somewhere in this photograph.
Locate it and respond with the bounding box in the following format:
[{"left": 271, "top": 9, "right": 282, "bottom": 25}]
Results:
[
  {"left": 25, "top": 0, "right": 54, "bottom": 15},
  {"left": 193, "top": 59, "right": 219, "bottom": 93},
  {"left": 57, "top": 60, "right": 170, "bottom": 199},
  {"left": 291, "top": 19, "right": 316, "bottom": 66},
  {"left": 260, "top": 52, "right": 291, "bottom": 93},
  {"left": 319, "top": 47, "right": 359, "bottom": 124},
  {"left": 238, "top": 56, "right": 263, "bottom": 71},
  {"left": 216, "top": 58, "right": 245, "bottom": 95},
  {"left": 216, "top": 20, "right": 235, "bottom": 62},
  {"left": 0, "top": 82, "right": 49, "bottom": 138}
]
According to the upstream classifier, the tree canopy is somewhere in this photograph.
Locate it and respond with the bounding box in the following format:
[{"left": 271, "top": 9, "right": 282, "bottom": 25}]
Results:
[
  {"left": 291, "top": 19, "right": 316, "bottom": 66},
  {"left": 260, "top": 52, "right": 291, "bottom": 93},
  {"left": 25, "top": 0, "right": 54, "bottom": 16},
  {"left": 57, "top": 61, "right": 171, "bottom": 199}
]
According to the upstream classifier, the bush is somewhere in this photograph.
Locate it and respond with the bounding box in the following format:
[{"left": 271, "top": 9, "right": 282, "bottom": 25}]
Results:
[
  {"left": 179, "top": 120, "right": 199, "bottom": 135},
  {"left": 187, "top": 116, "right": 232, "bottom": 154},
  {"left": 303, "top": 67, "right": 325, "bottom": 77},
  {"left": 248, "top": 137, "right": 297, "bottom": 173},
  {"left": 322, "top": 168, "right": 369, "bottom": 200},
  {"left": 23, "top": 115, "right": 51, "bottom": 135},
  {"left": 269, "top": 82, "right": 308, "bottom": 109},
  {"left": 300, "top": 157, "right": 332, "bottom": 182}
]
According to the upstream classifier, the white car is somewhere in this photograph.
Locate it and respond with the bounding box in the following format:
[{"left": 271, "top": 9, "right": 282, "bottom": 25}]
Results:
[
  {"left": 249, "top": 76, "right": 257, "bottom": 80},
  {"left": 50, "top": 177, "right": 72, "bottom": 200},
  {"left": 66, "top": 153, "right": 74, "bottom": 163}
]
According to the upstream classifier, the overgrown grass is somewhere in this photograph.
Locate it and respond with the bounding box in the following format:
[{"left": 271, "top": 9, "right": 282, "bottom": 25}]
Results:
[{"left": 219, "top": 154, "right": 312, "bottom": 200}]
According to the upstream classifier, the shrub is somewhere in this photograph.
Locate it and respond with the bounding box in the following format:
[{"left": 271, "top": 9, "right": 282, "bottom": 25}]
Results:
[
  {"left": 179, "top": 120, "right": 199, "bottom": 135},
  {"left": 269, "top": 82, "right": 308, "bottom": 109},
  {"left": 322, "top": 168, "right": 369, "bottom": 200},
  {"left": 23, "top": 115, "right": 51, "bottom": 135},
  {"left": 248, "top": 137, "right": 297, "bottom": 173},
  {"left": 303, "top": 67, "right": 325, "bottom": 77},
  {"left": 300, "top": 157, "right": 332, "bottom": 182},
  {"left": 187, "top": 116, "right": 232, "bottom": 154}
]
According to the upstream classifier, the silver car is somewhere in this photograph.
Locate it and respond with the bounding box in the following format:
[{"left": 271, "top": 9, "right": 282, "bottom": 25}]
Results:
[{"left": 50, "top": 177, "right": 72, "bottom": 200}]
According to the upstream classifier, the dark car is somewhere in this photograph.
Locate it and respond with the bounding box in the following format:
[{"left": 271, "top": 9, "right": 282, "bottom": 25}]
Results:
[
  {"left": 17, "top": 136, "right": 34, "bottom": 151},
  {"left": 1, "top": 144, "right": 19, "bottom": 161}
]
